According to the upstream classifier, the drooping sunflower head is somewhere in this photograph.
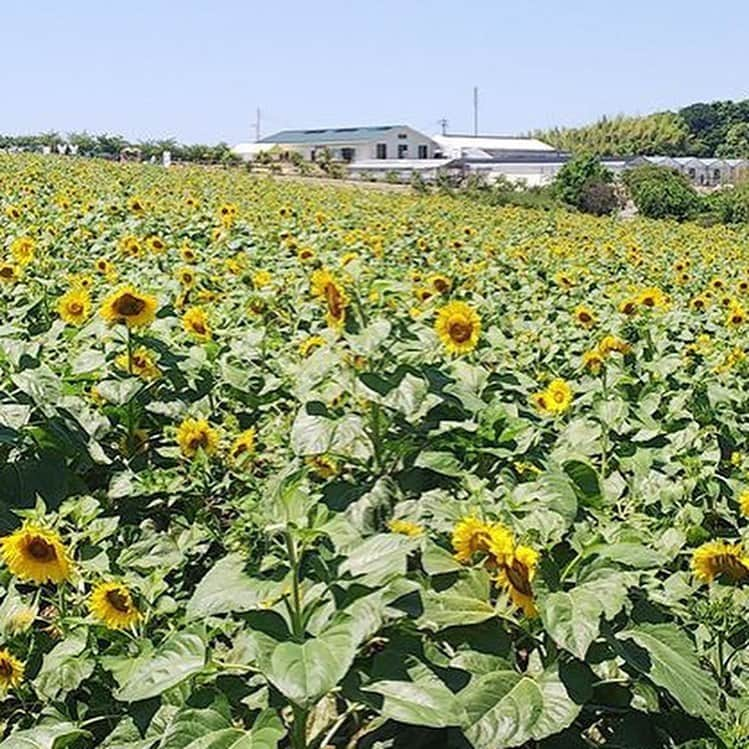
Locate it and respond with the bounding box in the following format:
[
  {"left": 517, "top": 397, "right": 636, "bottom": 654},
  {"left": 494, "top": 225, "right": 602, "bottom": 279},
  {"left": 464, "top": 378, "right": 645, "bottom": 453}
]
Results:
[
  {"left": 176, "top": 417, "right": 219, "bottom": 459},
  {"left": 598, "top": 334, "right": 630, "bottom": 356},
  {"left": 229, "top": 428, "right": 256, "bottom": 465},
  {"left": 692, "top": 540, "right": 749, "bottom": 583},
  {"left": 0, "top": 523, "right": 72, "bottom": 584},
  {"left": 434, "top": 300, "right": 481, "bottom": 355},
  {"left": 182, "top": 306, "right": 212, "bottom": 340},
  {"left": 57, "top": 288, "right": 91, "bottom": 327},
  {"left": 89, "top": 582, "right": 140, "bottom": 630},
  {"left": 495, "top": 544, "right": 539, "bottom": 617},
  {"left": 100, "top": 286, "right": 157, "bottom": 328},
  {"left": 388, "top": 519, "right": 423, "bottom": 537},
  {"left": 306, "top": 454, "right": 339, "bottom": 479},
  {"left": 452, "top": 516, "right": 494, "bottom": 564},
  {"left": 0, "top": 649, "right": 24, "bottom": 692},
  {"left": 299, "top": 335, "right": 326, "bottom": 358}
]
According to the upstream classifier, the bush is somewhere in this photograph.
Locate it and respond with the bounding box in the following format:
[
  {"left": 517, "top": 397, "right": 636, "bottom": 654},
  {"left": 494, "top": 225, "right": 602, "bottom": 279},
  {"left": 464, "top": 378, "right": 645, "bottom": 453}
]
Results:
[
  {"left": 553, "top": 154, "right": 612, "bottom": 210},
  {"left": 704, "top": 185, "right": 749, "bottom": 224},
  {"left": 623, "top": 165, "right": 702, "bottom": 220},
  {"left": 579, "top": 180, "right": 620, "bottom": 216}
]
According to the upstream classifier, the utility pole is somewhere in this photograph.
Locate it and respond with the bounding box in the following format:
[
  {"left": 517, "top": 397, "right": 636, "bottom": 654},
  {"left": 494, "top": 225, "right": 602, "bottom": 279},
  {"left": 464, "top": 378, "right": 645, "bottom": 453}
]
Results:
[
  {"left": 439, "top": 118, "right": 448, "bottom": 135},
  {"left": 254, "top": 108, "right": 261, "bottom": 142},
  {"left": 473, "top": 86, "right": 478, "bottom": 136}
]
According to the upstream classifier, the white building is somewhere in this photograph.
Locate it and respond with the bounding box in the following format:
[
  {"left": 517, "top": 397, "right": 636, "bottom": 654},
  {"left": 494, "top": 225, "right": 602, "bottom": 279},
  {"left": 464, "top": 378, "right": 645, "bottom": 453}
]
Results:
[
  {"left": 628, "top": 155, "right": 749, "bottom": 187},
  {"left": 234, "top": 125, "right": 440, "bottom": 163}
]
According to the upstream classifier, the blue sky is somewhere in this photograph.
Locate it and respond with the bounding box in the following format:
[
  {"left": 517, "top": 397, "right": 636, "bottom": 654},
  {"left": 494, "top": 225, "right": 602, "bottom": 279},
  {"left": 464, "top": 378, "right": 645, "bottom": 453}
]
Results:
[{"left": 1, "top": 0, "right": 748, "bottom": 144}]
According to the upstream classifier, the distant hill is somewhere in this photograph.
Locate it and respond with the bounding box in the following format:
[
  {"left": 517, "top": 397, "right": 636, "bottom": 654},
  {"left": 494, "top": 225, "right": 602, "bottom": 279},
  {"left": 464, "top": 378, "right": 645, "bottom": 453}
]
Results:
[{"left": 535, "top": 100, "right": 749, "bottom": 158}]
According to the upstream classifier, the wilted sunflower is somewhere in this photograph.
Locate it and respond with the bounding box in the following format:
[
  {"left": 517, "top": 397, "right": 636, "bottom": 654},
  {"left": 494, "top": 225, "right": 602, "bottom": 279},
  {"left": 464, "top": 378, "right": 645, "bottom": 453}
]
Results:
[
  {"left": 0, "top": 523, "right": 72, "bottom": 584},
  {"left": 176, "top": 417, "right": 219, "bottom": 459},
  {"left": 100, "top": 286, "right": 157, "bottom": 328},
  {"left": 495, "top": 544, "right": 540, "bottom": 617},
  {"left": 306, "top": 454, "right": 339, "bottom": 478},
  {"left": 229, "top": 428, "right": 256, "bottom": 464},
  {"left": 435, "top": 300, "right": 481, "bottom": 355},
  {"left": 89, "top": 582, "right": 140, "bottom": 630},
  {"left": 57, "top": 288, "right": 90, "bottom": 326},
  {"left": 388, "top": 519, "right": 423, "bottom": 537},
  {"left": 582, "top": 349, "right": 604, "bottom": 373},
  {"left": 182, "top": 306, "right": 211, "bottom": 340},
  {"left": 692, "top": 540, "right": 749, "bottom": 583},
  {"left": 0, "top": 649, "right": 24, "bottom": 692}
]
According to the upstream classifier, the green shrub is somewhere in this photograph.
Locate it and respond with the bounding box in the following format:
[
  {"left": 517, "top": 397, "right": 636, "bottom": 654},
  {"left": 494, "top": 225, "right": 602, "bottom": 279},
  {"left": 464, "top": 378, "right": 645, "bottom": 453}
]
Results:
[
  {"left": 579, "top": 179, "right": 620, "bottom": 216},
  {"left": 704, "top": 185, "right": 749, "bottom": 224},
  {"left": 553, "top": 154, "right": 612, "bottom": 210},
  {"left": 623, "top": 164, "right": 703, "bottom": 220}
]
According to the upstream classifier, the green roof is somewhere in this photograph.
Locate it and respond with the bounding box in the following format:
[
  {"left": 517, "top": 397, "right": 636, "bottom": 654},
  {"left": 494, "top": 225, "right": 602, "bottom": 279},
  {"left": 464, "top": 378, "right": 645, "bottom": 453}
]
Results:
[{"left": 258, "top": 126, "right": 407, "bottom": 145}]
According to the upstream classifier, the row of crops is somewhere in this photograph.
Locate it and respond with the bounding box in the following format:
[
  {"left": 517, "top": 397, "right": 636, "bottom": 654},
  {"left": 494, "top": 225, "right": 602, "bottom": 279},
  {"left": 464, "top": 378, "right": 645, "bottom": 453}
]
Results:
[{"left": 0, "top": 154, "right": 748, "bottom": 747}]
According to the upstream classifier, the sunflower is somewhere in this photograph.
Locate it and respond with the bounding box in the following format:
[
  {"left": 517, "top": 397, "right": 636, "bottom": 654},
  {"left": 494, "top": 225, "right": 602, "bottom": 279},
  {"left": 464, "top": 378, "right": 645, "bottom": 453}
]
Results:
[
  {"left": 119, "top": 235, "right": 141, "bottom": 257},
  {"left": 177, "top": 267, "right": 196, "bottom": 288},
  {"left": 0, "top": 264, "right": 20, "bottom": 284},
  {"left": 311, "top": 269, "right": 349, "bottom": 329},
  {"left": 636, "top": 286, "right": 667, "bottom": 309},
  {"left": 691, "top": 295, "right": 709, "bottom": 311},
  {"left": 434, "top": 300, "right": 481, "bottom": 355},
  {"left": 582, "top": 349, "right": 604, "bottom": 373},
  {"left": 739, "top": 490, "right": 749, "bottom": 518},
  {"left": 727, "top": 303, "right": 746, "bottom": 327},
  {"left": 115, "top": 347, "right": 160, "bottom": 380},
  {"left": 57, "top": 288, "right": 90, "bottom": 326},
  {"left": 127, "top": 196, "right": 145, "bottom": 213},
  {"left": 10, "top": 237, "right": 35, "bottom": 266},
  {"left": 618, "top": 298, "right": 637, "bottom": 316},
  {"left": 146, "top": 236, "right": 166, "bottom": 254},
  {"left": 532, "top": 378, "right": 573, "bottom": 415},
  {"left": 89, "top": 582, "right": 140, "bottom": 629},
  {"left": 297, "top": 247, "right": 315, "bottom": 262},
  {"left": 429, "top": 274, "right": 452, "bottom": 294},
  {"left": 495, "top": 544, "right": 539, "bottom": 617},
  {"left": 182, "top": 306, "right": 211, "bottom": 340},
  {"left": 253, "top": 270, "right": 272, "bottom": 289},
  {"left": 388, "top": 519, "right": 423, "bottom": 537},
  {"left": 452, "top": 516, "right": 495, "bottom": 564},
  {"left": 598, "top": 334, "right": 630, "bottom": 355},
  {"left": 100, "top": 286, "right": 157, "bottom": 328},
  {"left": 691, "top": 540, "right": 749, "bottom": 583},
  {"left": 299, "top": 335, "right": 326, "bottom": 357},
  {"left": 180, "top": 245, "right": 198, "bottom": 264},
  {"left": 0, "top": 523, "right": 72, "bottom": 584},
  {"left": 0, "top": 649, "right": 24, "bottom": 692},
  {"left": 176, "top": 418, "right": 219, "bottom": 459},
  {"left": 229, "top": 428, "right": 256, "bottom": 464},
  {"left": 573, "top": 305, "right": 596, "bottom": 327},
  {"left": 306, "top": 454, "right": 339, "bottom": 478}
]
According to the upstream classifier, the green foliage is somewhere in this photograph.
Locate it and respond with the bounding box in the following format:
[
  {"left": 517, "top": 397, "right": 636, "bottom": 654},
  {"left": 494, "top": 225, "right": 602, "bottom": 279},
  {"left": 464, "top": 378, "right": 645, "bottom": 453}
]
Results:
[
  {"left": 623, "top": 164, "right": 703, "bottom": 220},
  {"left": 552, "top": 154, "right": 612, "bottom": 211}
]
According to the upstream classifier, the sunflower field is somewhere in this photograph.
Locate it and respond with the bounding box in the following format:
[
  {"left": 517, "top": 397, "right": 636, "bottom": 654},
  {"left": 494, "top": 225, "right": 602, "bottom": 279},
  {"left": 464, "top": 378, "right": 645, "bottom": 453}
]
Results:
[{"left": 1, "top": 153, "right": 749, "bottom": 748}]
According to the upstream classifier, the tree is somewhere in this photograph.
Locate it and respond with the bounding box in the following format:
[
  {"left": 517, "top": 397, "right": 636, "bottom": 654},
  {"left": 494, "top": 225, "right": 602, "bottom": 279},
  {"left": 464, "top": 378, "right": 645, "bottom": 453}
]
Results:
[
  {"left": 622, "top": 165, "right": 702, "bottom": 220},
  {"left": 553, "top": 154, "right": 612, "bottom": 211},
  {"left": 717, "top": 123, "right": 749, "bottom": 158}
]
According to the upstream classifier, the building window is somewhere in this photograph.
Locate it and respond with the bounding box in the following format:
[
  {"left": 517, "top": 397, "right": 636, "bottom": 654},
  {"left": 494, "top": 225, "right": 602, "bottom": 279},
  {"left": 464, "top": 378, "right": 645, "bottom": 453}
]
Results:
[
  {"left": 398, "top": 133, "right": 408, "bottom": 140},
  {"left": 714, "top": 169, "right": 721, "bottom": 182},
  {"left": 398, "top": 144, "right": 408, "bottom": 159},
  {"left": 417, "top": 145, "right": 428, "bottom": 159},
  {"left": 341, "top": 148, "right": 355, "bottom": 162},
  {"left": 688, "top": 168, "right": 696, "bottom": 179},
  {"left": 376, "top": 143, "right": 387, "bottom": 159}
]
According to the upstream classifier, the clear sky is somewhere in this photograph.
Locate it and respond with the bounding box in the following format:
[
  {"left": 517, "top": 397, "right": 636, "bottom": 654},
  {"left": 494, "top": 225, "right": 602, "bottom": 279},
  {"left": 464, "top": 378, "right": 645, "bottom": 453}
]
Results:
[{"left": 2, "top": 0, "right": 748, "bottom": 144}]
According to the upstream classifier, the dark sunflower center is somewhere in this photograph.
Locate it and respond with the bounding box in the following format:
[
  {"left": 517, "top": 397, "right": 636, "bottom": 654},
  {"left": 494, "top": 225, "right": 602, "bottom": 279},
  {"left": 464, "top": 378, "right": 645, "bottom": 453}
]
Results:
[
  {"left": 188, "top": 433, "right": 209, "bottom": 451},
  {"left": 27, "top": 537, "right": 57, "bottom": 562},
  {"left": 578, "top": 312, "right": 591, "bottom": 323},
  {"left": 105, "top": 588, "right": 131, "bottom": 613},
  {"left": 0, "top": 658, "right": 13, "bottom": 678},
  {"left": 448, "top": 319, "right": 472, "bottom": 343},
  {"left": 69, "top": 302, "right": 83, "bottom": 314},
  {"left": 115, "top": 293, "right": 146, "bottom": 316},
  {"left": 0, "top": 268, "right": 13, "bottom": 278},
  {"left": 325, "top": 285, "right": 344, "bottom": 318}
]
